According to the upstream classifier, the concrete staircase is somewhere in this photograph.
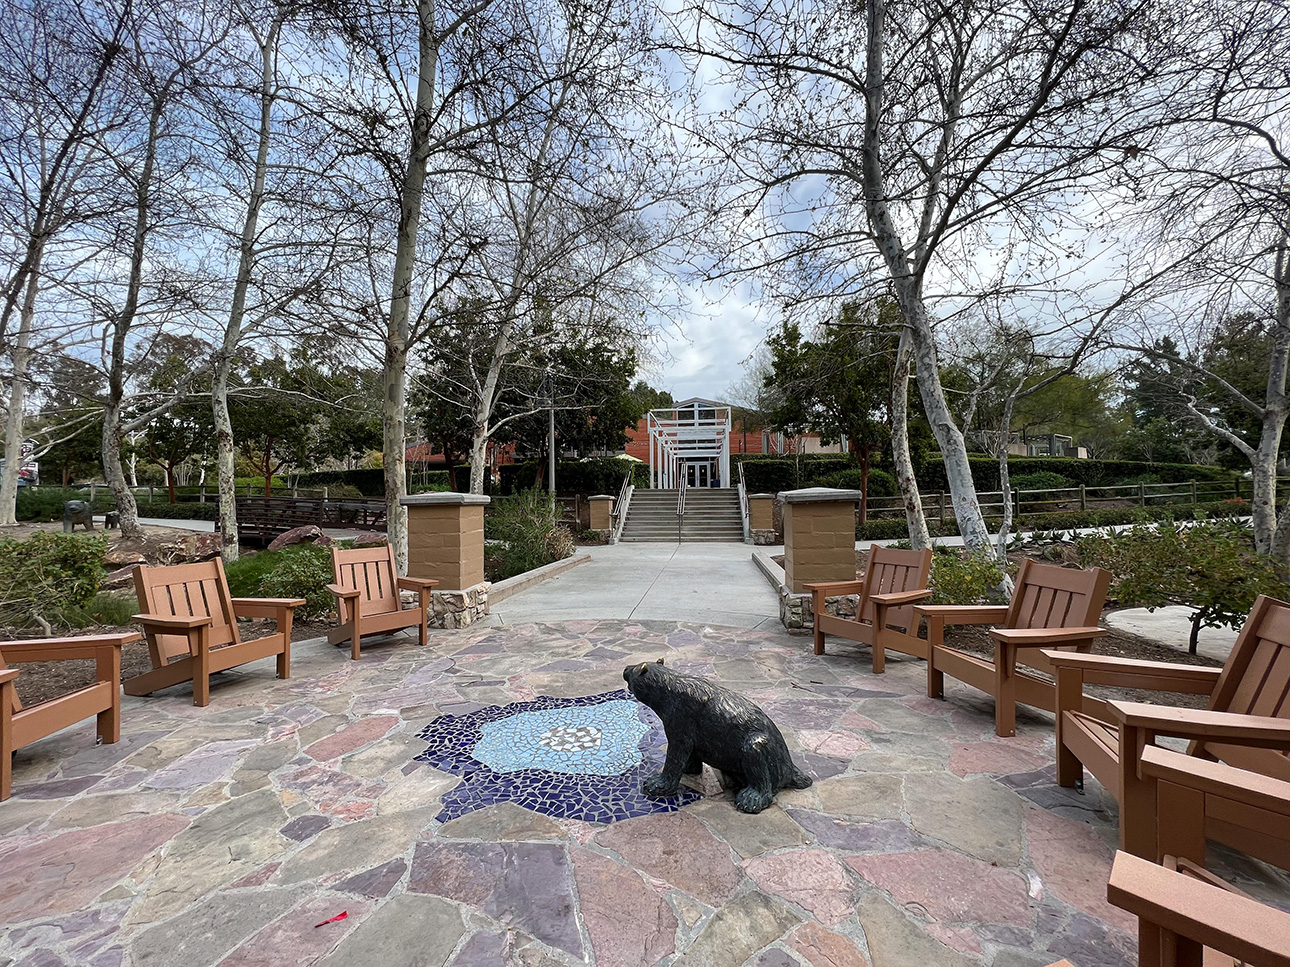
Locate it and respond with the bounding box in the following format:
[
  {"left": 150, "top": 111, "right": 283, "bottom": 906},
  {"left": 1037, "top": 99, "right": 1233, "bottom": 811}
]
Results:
[{"left": 620, "top": 488, "right": 745, "bottom": 542}]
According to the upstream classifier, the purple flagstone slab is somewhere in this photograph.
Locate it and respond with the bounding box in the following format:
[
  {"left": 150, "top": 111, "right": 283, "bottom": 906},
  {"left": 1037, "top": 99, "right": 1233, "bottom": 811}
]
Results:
[
  {"left": 409, "top": 841, "right": 582, "bottom": 956},
  {"left": 280, "top": 815, "right": 331, "bottom": 842},
  {"left": 787, "top": 810, "right": 925, "bottom": 853},
  {"left": 449, "top": 931, "right": 509, "bottom": 966},
  {"left": 11, "top": 774, "right": 106, "bottom": 800},
  {"left": 332, "top": 858, "right": 407, "bottom": 898}
]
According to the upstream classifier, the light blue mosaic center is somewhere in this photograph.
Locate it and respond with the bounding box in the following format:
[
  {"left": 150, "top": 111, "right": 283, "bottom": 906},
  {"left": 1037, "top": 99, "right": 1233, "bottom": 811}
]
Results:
[{"left": 472, "top": 700, "right": 649, "bottom": 776}]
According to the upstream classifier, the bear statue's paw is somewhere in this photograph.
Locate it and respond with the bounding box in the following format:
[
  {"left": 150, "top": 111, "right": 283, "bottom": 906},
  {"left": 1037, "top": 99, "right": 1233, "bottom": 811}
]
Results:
[
  {"left": 734, "top": 786, "right": 774, "bottom": 814},
  {"left": 642, "top": 774, "right": 679, "bottom": 798}
]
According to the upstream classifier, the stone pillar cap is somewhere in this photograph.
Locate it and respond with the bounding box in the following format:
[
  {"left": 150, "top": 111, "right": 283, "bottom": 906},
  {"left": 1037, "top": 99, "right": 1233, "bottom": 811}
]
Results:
[
  {"left": 779, "top": 487, "right": 863, "bottom": 504},
  {"left": 588, "top": 494, "right": 615, "bottom": 501},
  {"left": 400, "top": 492, "right": 491, "bottom": 507},
  {"left": 748, "top": 493, "right": 775, "bottom": 499}
]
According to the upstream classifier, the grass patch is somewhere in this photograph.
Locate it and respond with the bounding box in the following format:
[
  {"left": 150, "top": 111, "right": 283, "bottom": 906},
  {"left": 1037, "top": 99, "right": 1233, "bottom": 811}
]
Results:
[{"left": 46, "top": 591, "right": 138, "bottom": 629}]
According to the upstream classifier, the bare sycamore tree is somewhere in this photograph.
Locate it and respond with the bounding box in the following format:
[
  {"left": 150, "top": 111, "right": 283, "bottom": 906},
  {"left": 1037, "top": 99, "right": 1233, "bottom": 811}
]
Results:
[
  {"left": 890, "top": 331, "right": 930, "bottom": 548},
  {"left": 678, "top": 0, "right": 1183, "bottom": 556},
  {"left": 0, "top": 2, "right": 131, "bottom": 525},
  {"left": 1109, "top": 1, "right": 1290, "bottom": 561},
  {"left": 79, "top": 1, "right": 224, "bottom": 538},
  {"left": 199, "top": 2, "right": 364, "bottom": 561},
  {"left": 454, "top": 0, "right": 691, "bottom": 495}
]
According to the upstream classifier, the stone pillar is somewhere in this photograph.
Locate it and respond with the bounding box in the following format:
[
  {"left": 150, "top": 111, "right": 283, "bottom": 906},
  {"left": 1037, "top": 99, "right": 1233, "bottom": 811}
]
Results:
[
  {"left": 589, "top": 494, "right": 613, "bottom": 541},
  {"left": 748, "top": 493, "right": 776, "bottom": 545},
  {"left": 778, "top": 488, "right": 862, "bottom": 632},
  {"left": 401, "top": 492, "right": 491, "bottom": 628},
  {"left": 782, "top": 487, "right": 861, "bottom": 594}
]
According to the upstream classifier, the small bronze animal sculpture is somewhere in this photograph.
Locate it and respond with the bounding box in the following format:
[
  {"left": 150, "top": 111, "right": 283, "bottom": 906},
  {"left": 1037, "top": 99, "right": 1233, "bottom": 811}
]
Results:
[
  {"left": 62, "top": 500, "right": 95, "bottom": 533},
  {"left": 103, "top": 511, "right": 120, "bottom": 530},
  {"left": 624, "top": 659, "right": 812, "bottom": 814}
]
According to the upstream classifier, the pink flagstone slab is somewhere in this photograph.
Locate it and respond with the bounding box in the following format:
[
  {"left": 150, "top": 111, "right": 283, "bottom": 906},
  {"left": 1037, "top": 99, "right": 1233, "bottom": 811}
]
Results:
[
  {"left": 595, "top": 811, "right": 744, "bottom": 906},
  {"left": 305, "top": 716, "right": 400, "bottom": 762},
  {"left": 744, "top": 850, "right": 859, "bottom": 927},
  {"left": 216, "top": 896, "right": 373, "bottom": 966},
  {"left": 1025, "top": 805, "right": 1135, "bottom": 934},
  {"left": 948, "top": 742, "right": 1050, "bottom": 778},
  {"left": 789, "top": 921, "right": 869, "bottom": 967},
  {"left": 846, "top": 849, "right": 1031, "bottom": 926},
  {"left": 572, "top": 848, "right": 677, "bottom": 967},
  {"left": 0, "top": 815, "right": 188, "bottom": 924}
]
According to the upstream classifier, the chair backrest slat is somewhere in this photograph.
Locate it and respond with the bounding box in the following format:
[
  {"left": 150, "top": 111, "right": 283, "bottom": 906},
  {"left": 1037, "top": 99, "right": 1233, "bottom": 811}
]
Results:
[
  {"left": 1203, "top": 595, "right": 1290, "bottom": 780},
  {"left": 134, "top": 560, "right": 240, "bottom": 663},
  {"left": 857, "top": 545, "right": 933, "bottom": 633},
  {"left": 332, "top": 544, "right": 400, "bottom": 617}
]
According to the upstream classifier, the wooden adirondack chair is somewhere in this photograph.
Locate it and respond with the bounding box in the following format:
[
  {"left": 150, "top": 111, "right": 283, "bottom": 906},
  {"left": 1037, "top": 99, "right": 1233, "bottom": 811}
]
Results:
[
  {"left": 1104, "top": 744, "right": 1290, "bottom": 966},
  {"left": 327, "top": 544, "right": 438, "bottom": 660},
  {"left": 0, "top": 632, "right": 137, "bottom": 800},
  {"left": 919, "top": 559, "right": 1112, "bottom": 736},
  {"left": 1044, "top": 593, "right": 1290, "bottom": 864},
  {"left": 128, "top": 560, "right": 303, "bottom": 707},
  {"left": 804, "top": 546, "right": 933, "bottom": 672}
]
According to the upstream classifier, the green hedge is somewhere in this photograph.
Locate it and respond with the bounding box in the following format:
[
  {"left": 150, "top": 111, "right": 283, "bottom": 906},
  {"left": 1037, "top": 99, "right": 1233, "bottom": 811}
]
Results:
[
  {"left": 135, "top": 501, "right": 220, "bottom": 521},
  {"left": 295, "top": 468, "right": 387, "bottom": 497},
  {"left": 499, "top": 458, "right": 648, "bottom": 495},
  {"left": 916, "top": 456, "right": 1239, "bottom": 492},
  {"left": 855, "top": 499, "right": 1250, "bottom": 542}
]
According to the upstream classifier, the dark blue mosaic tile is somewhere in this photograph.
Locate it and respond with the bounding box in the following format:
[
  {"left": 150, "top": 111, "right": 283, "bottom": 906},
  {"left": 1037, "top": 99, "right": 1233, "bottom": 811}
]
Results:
[{"left": 415, "top": 690, "right": 701, "bottom": 824}]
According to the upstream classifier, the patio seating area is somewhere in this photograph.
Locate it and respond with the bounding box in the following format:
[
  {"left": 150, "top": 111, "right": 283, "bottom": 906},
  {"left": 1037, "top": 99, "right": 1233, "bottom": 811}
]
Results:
[{"left": 3, "top": 615, "right": 1287, "bottom": 967}]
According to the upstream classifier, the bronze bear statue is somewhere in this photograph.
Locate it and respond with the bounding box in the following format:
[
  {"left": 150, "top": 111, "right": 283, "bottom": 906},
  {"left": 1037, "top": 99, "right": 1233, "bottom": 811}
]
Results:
[{"left": 624, "top": 659, "right": 812, "bottom": 814}]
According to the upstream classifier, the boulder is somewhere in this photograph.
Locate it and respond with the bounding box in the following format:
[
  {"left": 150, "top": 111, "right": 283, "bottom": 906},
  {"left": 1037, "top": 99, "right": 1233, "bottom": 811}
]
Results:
[
  {"left": 352, "top": 532, "right": 388, "bottom": 547},
  {"left": 162, "top": 533, "right": 223, "bottom": 565},
  {"left": 103, "top": 565, "right": 137, "bottom": 589},
  {"left": 267, "top": 525, "right": 336, "bottom": 552}
]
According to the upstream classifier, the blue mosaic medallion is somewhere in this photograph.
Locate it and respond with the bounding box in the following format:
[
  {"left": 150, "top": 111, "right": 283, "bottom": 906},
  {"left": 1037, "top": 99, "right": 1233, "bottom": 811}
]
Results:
[{"left": 415, "top": 690, "right": 702, "bottom": 823}]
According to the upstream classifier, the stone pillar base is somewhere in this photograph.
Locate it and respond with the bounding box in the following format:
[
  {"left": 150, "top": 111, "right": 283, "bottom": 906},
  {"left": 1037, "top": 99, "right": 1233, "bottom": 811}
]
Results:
[
  {"left": 751, "top": 528, "right": 777, "bottom": 545},
  {"left": 430, "top": 581, "right": 491, "bottom": 629},
  {"left": 778, "top": 588, "right": 859, "bottom": 633}
]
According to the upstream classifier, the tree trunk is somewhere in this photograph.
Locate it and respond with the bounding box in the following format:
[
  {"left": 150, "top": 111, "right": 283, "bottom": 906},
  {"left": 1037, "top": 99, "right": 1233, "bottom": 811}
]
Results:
[
  {"left": 859, "top": 449, "right": 869, "bottom": 526},
  {"left": 103, "top": 403, "right": 141, "bottom": 538},
  {"left": 167, "top": 465, "right": 176, "bottom": 503},
  {"left": 382, "top": 0, "right": 439, "bottom": 572},
  {"left": 0, "top": 249, "right": 41, "bottom": 526},
  {"left": 212, "top": 369, "right": 239, "bottom": 560},
  {"left": 862, "top": 0, "right": 990, "bottom": 558},
  {"left": 263, "top": 444, "right": 273, "bottom": 497},
  {"left": 383, "top": 341, "right": 409, "bottom": 570},
  {"left": 995, "top": 393, "right": 1018, "bottom": 561},
  {"left": 890, "top": 330, "right": 930, "bottom": 549}
]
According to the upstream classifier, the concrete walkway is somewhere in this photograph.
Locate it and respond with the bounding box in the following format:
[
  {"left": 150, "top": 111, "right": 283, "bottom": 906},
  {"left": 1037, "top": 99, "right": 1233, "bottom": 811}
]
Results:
[{"left": 494, "top": 542, "right": 783, "bottom": 630}]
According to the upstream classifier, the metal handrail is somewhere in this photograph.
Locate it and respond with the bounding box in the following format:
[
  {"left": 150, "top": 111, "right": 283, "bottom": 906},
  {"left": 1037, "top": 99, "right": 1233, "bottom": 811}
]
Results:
[
  {"left": 676, "top": 473, "right": 687, "bottom": 542},
  {"left": 610, "top": 471, "right": 633, "bottom": 543},
  {"left": 737, "top": 461, "right": 750, "bottom": 543}
]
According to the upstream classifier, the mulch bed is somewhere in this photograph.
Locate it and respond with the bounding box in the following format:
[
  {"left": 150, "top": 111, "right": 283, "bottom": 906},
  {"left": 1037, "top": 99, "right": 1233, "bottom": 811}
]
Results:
[{"left": 2, "top": 619, "right": 334, "bottom": 708}]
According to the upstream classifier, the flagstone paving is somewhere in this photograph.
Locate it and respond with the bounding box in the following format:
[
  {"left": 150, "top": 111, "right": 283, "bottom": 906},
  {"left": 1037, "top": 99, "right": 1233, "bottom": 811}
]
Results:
[{"left": 1, "top": 619, "right": 1287, "bottom": 967}]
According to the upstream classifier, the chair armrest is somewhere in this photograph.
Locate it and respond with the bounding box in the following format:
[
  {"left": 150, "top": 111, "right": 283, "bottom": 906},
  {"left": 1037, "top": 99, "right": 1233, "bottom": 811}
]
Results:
[
  {"left": 1139, "top": 746, "right": 1290, "bottom": 819},
  {"left": 0, "top": 668, "right": 18, "bottom": 686},
  {"left": 397, "top": 577, "right": 439, "bottom": 591},
  {"left": 327, "top": 584, "right": 361, "bottom": 599},
  {"left": 802, "top": 580, "right": 867, "bottom": 595},
  {"left": 870, "top": 589, "right": 933, "bottom": 607},
  {"left": 232, "top": 598, "right": 306, "bottom": 620},
  {"left": 913, "top": 605, "right": 1010, "bottom": 625},
  {"left": 134, "top": 613, "right": 212, "bottom": 631},
  {"left": 1042, "top": 650, "right": 1223, "bottom": 693},
  {"left": 990, "top": 626, "right": 1108, "bottom": 647},
  {"left": 1108, "top": 700, "right": 1290, "bottom": 749},
  {"left": 1107, "top": 851, "right": 1290, "bottom": 966},
  {"left": 0, "top": 632, "right": 139, "bottom": 663}
]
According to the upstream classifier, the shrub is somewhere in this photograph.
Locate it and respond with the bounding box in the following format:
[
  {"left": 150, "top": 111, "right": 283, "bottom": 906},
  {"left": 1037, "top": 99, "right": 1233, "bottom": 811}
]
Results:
[
  {"left": 134, "top": 500, "right": 220, "bottom": 521},
  {"left": 47, "top": 591, "right": 138, "bottom": 628},
  {"left": 915, "top": 455, "right": 1240, "bottom": 492},
  {"left": 1010, "top": 471, "right": 1073, "bottom": 492},
  {"left": 498, "top": 458, "right": 647, "bottom": 496},
  {"left": 486, "top": 489, "right": 574, "bottom": 579},
  {"left": 296, "top": 468, "right": 386, "bottom": 496},
  {"left": 1076, "top": 518, "right": 1290, "bottom": 653},
  {"left": 929, "top": 549, "right": 1009, "bottom": 605},
  {"left": 255, "top": 544, "right": 335, "bottom": 620},
  {"left": 807, "top": 467, "right": 896, "bottom": 497},
  {"left": 0, "top": 532, "right": 107, "bottom": 627}
]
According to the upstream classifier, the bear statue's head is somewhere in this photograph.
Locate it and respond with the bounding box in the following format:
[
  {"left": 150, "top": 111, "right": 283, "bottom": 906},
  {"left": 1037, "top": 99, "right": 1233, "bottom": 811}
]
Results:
[{"left": 623, "top": 658, "right": 666, "bottom": 702}]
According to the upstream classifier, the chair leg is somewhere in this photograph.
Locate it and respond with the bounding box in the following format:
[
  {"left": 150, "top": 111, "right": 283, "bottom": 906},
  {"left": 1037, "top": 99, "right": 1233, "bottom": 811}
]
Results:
[
  {"left": 873, "top": 633, "right": 886, "bottom": 675},
  {"left": 926, "top": 618, "right": 945, "bottom": 699},
  {"left": 1, "top": 678, "right": 14, "bottom": 801},
  {"left": 1054, "top": 669, "right": 1083, "bottom": 788},
  {"left": 96, "top": 645, "right": 121, "bottom": 745},
  {"left": 994, "top": 639, "right": 1017, "bottom": 737},
  {"left": 351, "top": 614, "right": 362, "bottom": 661},
  {"left": 812, "top": 593, "right": 825, "bottom": 655},
  {"left": 277, "top": 608, "right": 293, "bottom": 680},
  {"left": 193, "top": 627, "right": 211, "bottom": 708},
  {"left": 1118, "top": 724, "right": 1157, "bottom": 859}
]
